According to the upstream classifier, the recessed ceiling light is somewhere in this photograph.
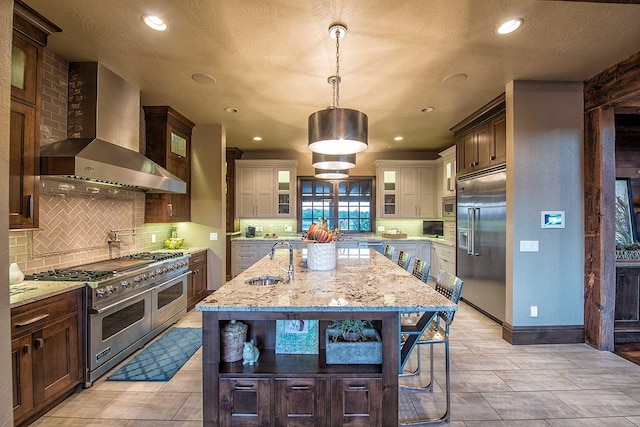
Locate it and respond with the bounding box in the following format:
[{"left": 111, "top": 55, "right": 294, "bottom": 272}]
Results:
[
  {"left": 142, "top": 15, "right": 167, "bottom": 31},
  {"left": 191, "top": 73, "right": 216, "bottom": 85},
  {"left": 394, "top": 136, "right": 403, "bottom": 141},
  {"left": 224, "top": 107, "right": 239, "bottom": 113},
  {"left": 253, "top": 136, "right": 262, "bottom": 141},
  {"left": 497, "top": 18, "right": 523, "bottom": 35},
  {"left": 442, "top": 73, "right": 468, "bottom": 85},
  {"left": 421, "top": 106, "right": 435, "bottom": 113}
]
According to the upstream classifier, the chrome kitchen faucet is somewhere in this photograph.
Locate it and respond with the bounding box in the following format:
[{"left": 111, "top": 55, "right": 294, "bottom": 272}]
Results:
[{"left": 270, "top": 241, "right": 294, "bottom": 283}]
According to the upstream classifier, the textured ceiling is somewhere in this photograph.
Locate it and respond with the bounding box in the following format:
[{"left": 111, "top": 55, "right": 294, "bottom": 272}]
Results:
[{"left": 24, "top": 0, "right": 640, "bottom": 154}]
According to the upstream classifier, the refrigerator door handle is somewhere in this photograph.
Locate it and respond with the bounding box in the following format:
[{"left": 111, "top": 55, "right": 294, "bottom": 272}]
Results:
[
  {"left": 467, "top": 207, "right": 473, "bottom": 255},
  {"left": 469, "top": 208, "right": 480, "bottom": 256}
]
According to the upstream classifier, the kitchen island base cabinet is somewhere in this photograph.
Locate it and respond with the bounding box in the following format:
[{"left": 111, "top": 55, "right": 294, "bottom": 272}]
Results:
[
  {"left": 202, "top": 311, "right": 398, "bottom": 426},
  {"left": 11, "top": 288, "right": 84, "bottom": 427}
]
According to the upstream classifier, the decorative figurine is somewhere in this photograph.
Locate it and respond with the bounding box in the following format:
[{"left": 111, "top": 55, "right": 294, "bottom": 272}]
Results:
[{"left": 242, "top": 340, "right": 260, "bottom": 365}]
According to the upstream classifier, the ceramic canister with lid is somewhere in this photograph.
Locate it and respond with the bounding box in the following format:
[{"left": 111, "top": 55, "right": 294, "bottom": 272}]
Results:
[{"left": 221, "top": 320, "right": 248, "bottom": 362}]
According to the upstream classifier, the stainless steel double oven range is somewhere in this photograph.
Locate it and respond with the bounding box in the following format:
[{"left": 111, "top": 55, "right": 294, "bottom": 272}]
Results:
[{"left": 26, "top": 252, "right": 190, "bottom": 386}]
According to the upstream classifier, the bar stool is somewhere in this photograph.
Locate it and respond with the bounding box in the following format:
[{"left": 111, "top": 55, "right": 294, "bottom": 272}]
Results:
[
  {"left": 384, "top": 244, "right": 395, "bottom": 260},
  {"left": 397, "top": 250, "right": 413, "bottom": 272},
  {"left": 411, "top": 258, "right": 430, "bottom": 283},
  {"left": 399, "top": 270, "right": 464, "bottom": 425}
]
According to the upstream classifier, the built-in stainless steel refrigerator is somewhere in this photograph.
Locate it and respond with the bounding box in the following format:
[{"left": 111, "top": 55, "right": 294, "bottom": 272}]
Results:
[{"left": 457, "top": 166, "right": 506, "bottom": 322}]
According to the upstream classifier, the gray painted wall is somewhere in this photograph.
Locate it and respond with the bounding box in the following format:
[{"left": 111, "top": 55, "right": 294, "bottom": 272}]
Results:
[
  {"left": 1, "top": 1, "right": 14, "bottom": 423},
  {"left": 505, "top": 80, "right": 585, "bottom": 327}
]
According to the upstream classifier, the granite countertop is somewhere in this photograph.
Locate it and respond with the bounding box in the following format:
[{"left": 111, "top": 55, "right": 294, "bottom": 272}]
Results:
[
  {"left": 10, "top": 282, "right": 87, "bottom": 309},
  {"left": 196, "top": 249, "right": 457, "bottom": 313},
  {"left": 10, "top": 249, "right": 203, "bottom": 308},
  {"left": 232, "top": 235, "right": 455, "bottom": 246}
]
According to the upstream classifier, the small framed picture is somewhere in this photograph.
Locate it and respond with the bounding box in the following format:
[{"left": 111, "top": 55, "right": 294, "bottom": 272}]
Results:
[
  {"left": 541, "top": 211, "right": 565, "bottom": 228},
  {"left": 275, "top": 320, "right": 319, "bottom": 354}
]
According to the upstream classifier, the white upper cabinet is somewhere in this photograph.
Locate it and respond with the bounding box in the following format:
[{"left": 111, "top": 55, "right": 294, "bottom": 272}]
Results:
[
  {"left": 375, "top": 160, "right": 437, "bottom": 219},
  {"left": 439, "top": 145, "right": 456, "bottom": 196},
  {"left": 236, "top": 160, "right": 297, "bottom": 218}
]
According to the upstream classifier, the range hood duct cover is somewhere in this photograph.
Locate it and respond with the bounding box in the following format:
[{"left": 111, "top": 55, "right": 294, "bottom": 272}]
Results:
[{"left": 40, "top": 62, "right": 186, "bottom": 194}]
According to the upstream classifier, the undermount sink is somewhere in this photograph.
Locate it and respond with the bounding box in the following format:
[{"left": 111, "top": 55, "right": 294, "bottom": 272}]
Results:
[{"left": 244, "top": 275, "right": 285, "bottom": 286}]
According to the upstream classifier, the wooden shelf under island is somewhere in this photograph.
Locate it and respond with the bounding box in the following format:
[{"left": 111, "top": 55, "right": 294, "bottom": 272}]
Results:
[{"left": 196, "top": 248, "right": 457, "bottom": 426}]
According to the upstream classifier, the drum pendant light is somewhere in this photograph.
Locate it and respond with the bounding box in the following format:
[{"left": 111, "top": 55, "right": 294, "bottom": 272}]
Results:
[
  {"left": 308, "top": 24, "right": 368, "bottom": 155},
  {"left": 312, "top": 152, "right": 356, "bottom": 170},
  {"left": 314, "top": 168, "right": 349, "bottom": 179}
]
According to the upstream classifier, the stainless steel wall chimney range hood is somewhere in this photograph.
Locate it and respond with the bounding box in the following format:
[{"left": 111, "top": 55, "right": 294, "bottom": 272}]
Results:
[{"left": 40, "top": 62, "right": 186, "bottom": 194}]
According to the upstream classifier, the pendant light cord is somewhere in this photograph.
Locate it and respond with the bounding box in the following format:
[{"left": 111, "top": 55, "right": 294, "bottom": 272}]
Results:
[{"left": 333, "top": 28, "right": 341, "bottom": 108}]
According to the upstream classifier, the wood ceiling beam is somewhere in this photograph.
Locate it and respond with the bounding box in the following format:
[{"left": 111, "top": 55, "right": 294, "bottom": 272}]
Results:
[{"left": 584, "top": 51, "right": 640, "bottom": 111}]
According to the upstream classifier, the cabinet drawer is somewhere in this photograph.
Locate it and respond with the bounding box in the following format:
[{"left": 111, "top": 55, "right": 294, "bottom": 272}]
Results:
[
  {"left": 330, "top": 377, "right": 382, "bottom": 426},
  {"left": 189, "top": 250, "right": 207, "bottom": 266},
  {"left": 220, "top": 378, "right": 271, "bottom": 426},
  {"left": 11, "top": 290, "right": 80, "bottom": 338},
  {"left": 232, "top": 242, "right": 259, "bottom": 255},
  {"left": 435, "top": 244, "right": 455, "bottom": 260},
  {"left": 275, "top": 378, "right": 326, "bottom": 426}
]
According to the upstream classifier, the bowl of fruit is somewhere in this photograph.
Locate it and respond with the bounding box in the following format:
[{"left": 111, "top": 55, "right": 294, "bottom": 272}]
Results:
[{"left": 164, "top": 238, "right": 184, "bottom": 249}]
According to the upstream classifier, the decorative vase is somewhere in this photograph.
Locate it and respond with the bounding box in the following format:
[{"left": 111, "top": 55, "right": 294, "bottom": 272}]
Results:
[
  {"left": 307, "top": 241, "right": 337, "bottom": 271},
  {"left": 9, "top": 263, "right": 24, "bottom": 285},
  {"left": 221, "top": 320, "right": 248, "bottom": 362}
]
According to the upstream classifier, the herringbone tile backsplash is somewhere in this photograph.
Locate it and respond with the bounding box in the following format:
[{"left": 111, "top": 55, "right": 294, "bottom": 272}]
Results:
[{"left": 9, "top": 178, "right": 172, "bottom": 274}]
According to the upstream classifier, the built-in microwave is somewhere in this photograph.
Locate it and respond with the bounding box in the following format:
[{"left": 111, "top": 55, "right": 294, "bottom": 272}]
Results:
[{"left": 442, "top": 196, "right": 456, "bottom": 218}]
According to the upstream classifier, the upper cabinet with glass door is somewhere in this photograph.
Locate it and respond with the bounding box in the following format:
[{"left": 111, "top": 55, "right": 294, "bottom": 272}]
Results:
[
  {"left": 235, "top": 160, "right": 297, "bottom": 219},
  {"left": 439, "top": 145, "right": 456, "bottom": 196}
]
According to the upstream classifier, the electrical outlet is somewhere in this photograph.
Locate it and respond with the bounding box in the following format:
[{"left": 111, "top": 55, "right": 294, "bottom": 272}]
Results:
[
  {"left": 377, "top": 226, "right": 385, "bottom": 232},
  {"left": 530, "top": 305, "right": 538, "bottom": 317},
  {"left": 520, "top": 240, "right": 539, "bottom": 252},
  {"left": 285, "top": 225, "right": 292, "bottom": 232},
  {"left": 209, "top": 232, "right": 218, "bottom": 241},
  {"left": 151, "top": 234, "right": 156, "bottom": 243}
]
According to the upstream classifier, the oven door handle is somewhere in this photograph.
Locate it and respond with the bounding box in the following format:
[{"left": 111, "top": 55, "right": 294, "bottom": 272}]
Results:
[
  {"left": 154, "top": 271, "right": 190, "bottom": 291},
  {"left": 90, "top": 286, "right": 154, "bottom": 315}
]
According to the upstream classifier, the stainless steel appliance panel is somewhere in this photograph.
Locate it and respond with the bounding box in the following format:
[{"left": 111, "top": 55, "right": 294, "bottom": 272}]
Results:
[
  {"left": 89, "top": 287, "right": 153, "bottom": 372},
  {"left": 457, "top": 167, "right": 506, "bottom": 322},
  {"left": 151, "top": 272, "right": 188, "bottom": 330}
]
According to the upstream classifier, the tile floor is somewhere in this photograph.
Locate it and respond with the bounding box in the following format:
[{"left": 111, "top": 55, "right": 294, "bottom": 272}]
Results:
[{"left": 33, "top": 302, "right": 640, "bottom": 426}]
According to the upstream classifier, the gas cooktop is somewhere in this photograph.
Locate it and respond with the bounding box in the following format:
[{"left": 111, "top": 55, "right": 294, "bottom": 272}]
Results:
[{"left": 24, "top": 252, "right": 185, "bottom": 282}]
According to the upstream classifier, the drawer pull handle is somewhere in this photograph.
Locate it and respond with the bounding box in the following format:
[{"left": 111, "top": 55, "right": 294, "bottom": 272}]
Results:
[
  {"left": 291, "top": 385, "right": 311, "bottom": 390},
  {"left": 23, "top": 344, "right": 31, "bottom": 354},
  {"left": 347, "top": 384, "right": 367, "bottom": 390},
  {"left": 35, "top": 338, "right": 44, "bottom": 348},
  {"left": 15, "top": 313, "right": 50, "bottom": 327},
  {"left": 234, "top": 384, "right": 255, "bottom": 390}
]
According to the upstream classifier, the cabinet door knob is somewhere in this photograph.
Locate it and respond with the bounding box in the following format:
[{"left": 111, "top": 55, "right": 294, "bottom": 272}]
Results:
[
  {"left": 23, "top": 344, "right": 32, "bottom": 354},
  {"left": 490, "top": 155, "right": 496, "bottom": 160},
  {"left": 35, "top": 338, "right": 44, "bottom": 349},
  {"left": 167, "top": 204, "right": 173, "bottom": 217}
]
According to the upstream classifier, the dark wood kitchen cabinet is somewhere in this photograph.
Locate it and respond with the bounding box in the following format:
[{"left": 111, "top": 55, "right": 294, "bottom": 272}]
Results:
[
  {"left": 9, "top": 2, "right": 60, "bottom": 229},
  {"left": 143, "top": 106, "right": 195, "bottom": 223},
  {"left": 187, "top": 250, "right": 208, "bottom": 311},
  {"left": 452, "top": 93, "right": 506, "bottom": 176},
  {"left": 615, "top": 262, "right": 640, "bottom": 343},
  {"left": 330, "top": 377, "right": 382, "bottom": 426},
  {"left": 275, "top": 378, "right": 327, "bottom": 426},
  {"left": 11, "top": 288, "right": 84, "bottom": 426},
  {"left": 219, "top": 378, "right": 271, "bottom": 425}
]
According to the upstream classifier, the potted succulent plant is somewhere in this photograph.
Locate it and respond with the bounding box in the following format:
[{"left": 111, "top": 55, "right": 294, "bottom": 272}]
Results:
[{"left": 325, "top": 320, "right": 382, "bottom": 364}]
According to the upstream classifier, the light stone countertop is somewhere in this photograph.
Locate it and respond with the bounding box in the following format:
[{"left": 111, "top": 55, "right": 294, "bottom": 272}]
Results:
[
  {"left": 232, "top": 235, "right": 455, "bottom": 247},
  {"left": 10, "top": 282, "right": 86, "bottom": 309},
  {"left": 196, "top": 248, "right": 457, "bottom": 313},
  {"left": 10, "top": 249, "right": 202, "bottom": 309}
]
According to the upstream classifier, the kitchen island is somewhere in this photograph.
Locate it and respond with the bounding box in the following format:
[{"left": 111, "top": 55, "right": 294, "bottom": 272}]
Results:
[{"left": 196, "top": 248, "right": 457, "bottom": 426}]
